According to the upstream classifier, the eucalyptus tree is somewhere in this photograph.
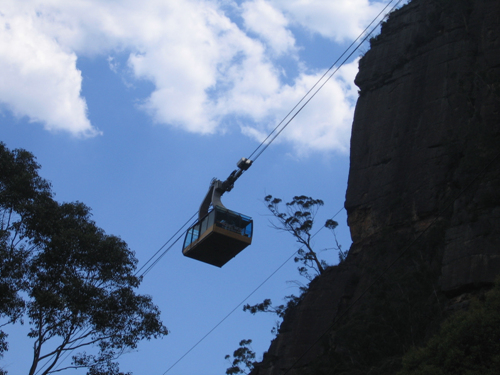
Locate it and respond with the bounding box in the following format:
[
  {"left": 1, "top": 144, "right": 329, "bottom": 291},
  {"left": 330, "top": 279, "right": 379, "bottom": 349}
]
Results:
[
  {"left": 0, "top": 143, "right": 168, "bottom": 375},
  {"left": 264, "top": 194, "right": 340, "bottom": 279},
  {"left": 226, "top": 195, "right": 344, "bottom": 373}
]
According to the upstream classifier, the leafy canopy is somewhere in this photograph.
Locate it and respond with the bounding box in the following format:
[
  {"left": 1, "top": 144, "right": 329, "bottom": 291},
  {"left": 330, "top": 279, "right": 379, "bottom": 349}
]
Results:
[{"left": 0, "top": 142, "right": 168, "bottom": 375}]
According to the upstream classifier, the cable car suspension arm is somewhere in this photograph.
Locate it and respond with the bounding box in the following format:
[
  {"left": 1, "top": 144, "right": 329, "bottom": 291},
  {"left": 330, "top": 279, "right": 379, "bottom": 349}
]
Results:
[{"left": 198, "top": 158, "right": 252, "bottom": 220}]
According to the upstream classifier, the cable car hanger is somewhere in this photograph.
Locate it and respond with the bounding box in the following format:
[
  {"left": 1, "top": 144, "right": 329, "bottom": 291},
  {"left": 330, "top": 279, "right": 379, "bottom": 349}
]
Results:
[
  {"left": 182, "top": 157, "right": 254, "bottom": 267},
  {"left": 198, "top": 157, "right": 252, "bottom": 219}
]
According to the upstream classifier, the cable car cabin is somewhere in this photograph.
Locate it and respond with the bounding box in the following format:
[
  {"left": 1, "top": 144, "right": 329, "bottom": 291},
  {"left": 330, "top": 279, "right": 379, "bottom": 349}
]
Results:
[{"left": 182, "top": 206, "right": 253, "bottom": 267}]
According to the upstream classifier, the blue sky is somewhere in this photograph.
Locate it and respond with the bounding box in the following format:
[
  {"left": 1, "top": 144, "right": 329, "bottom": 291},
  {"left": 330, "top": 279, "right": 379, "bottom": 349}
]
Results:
[{"left": 0, "top": 0, "right": 404, "bottom": 374}]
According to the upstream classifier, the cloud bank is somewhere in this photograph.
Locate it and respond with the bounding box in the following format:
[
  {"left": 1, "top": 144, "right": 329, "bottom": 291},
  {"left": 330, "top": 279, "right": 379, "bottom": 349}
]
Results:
[{"left": 0, "top": 0, "right": 388, "bottom": 151}]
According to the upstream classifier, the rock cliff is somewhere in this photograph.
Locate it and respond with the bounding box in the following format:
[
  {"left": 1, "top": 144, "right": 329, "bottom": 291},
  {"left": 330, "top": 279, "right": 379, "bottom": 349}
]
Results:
[{"left": 250, "top": 0, "right": 500, "bottom": 374}]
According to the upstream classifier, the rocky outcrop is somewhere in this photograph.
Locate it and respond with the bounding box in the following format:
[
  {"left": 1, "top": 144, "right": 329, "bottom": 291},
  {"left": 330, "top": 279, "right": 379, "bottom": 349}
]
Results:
[{"left": 251, "top": 0, "right": 500, "bottom": 374}]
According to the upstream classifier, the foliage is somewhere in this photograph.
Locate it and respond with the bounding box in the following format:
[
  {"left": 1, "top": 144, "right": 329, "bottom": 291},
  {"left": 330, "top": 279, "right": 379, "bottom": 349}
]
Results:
[
  {"left": 225, "top": 339, "right": 256, "bottom": 375},
  {"left": 1, "top": 143, "right": 53, "bottom": 327},
  {"left": 229, "top": 194, "right": 344, "bottom": 372},
  {"left": 230, "top": 194, "right": 343, "bottom": 366},
  {"left": 243, "top": 296, "right": 297, "bottom": 319},
  {"left": 398, "top": 280, "right": 500, "bottom": 375},
  {"left": 243, "top": 291, "right": 305, "bottom": 335},
  {"left": 265, "top": 195, "right": 342, "bottom": 280},
  {"left": 0, "top": 143, "right": 168, "bottom": 375},
  {"left": 325, "top": 219, "right": 348, "bottom": 263}
]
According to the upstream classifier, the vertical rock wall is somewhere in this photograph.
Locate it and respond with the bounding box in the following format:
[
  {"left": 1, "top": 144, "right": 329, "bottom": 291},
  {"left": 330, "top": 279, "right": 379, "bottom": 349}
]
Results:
[
  {"left": 347, "top": 0, "right": 500, "bottom": 294},
  {"left": 250, "top": 0, "right": 500, "bottom": 374}
]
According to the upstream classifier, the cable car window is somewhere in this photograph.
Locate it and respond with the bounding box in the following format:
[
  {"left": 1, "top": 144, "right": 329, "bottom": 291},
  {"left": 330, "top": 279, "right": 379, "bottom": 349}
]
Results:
[
  {"left": 183, "top": 226, "right": 200, "bottom": 249},
  {"left": 201, "top": 214, "right": 209, "bottom": 234},
  {"left": 241, "top": 216, "right": 252, "bottom": 237},
  {"left": 206, "top": 209, "right": 215, "bottom": 229},
  {"left": 183, "top": 228, "right": 191, "bottom": 249},
  {"left": 214, "top": 207, "right": 251, "bottom": 236}
]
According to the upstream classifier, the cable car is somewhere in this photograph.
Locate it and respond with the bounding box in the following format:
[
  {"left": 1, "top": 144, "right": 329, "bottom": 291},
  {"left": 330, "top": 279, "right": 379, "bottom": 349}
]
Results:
[
  {"left": 182, "top": 158, "right": 253, "bottom": 267},
  {"left": 182, "top": 206, "right": 253, "bottom": 267}
]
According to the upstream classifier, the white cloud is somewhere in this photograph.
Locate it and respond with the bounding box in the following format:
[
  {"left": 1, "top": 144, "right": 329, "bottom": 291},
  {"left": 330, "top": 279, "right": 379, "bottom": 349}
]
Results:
[
  {"left": 0, "top": 2, "right": 98, "bottom": 137},
  {"left": 270, "top": 0, "right": 387, "bottom": 42},
  {"left": 241, "top": 59, "right": 359, "bottom": 155},
  {"left": 125, "top": 1, "right": 273, "bottom": 134},
  {"left": 241, "top": 0, "right": 296, "bottom": 56},
  {"left": 0, "top": 0, "right": 386, "bottom": 152}
]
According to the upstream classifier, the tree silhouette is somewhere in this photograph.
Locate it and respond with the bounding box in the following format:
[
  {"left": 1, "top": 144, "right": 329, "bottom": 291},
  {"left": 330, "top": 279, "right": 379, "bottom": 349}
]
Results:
[
  {"left": 226, "top": 194, "right": 344, "bottom": 371},
  {"left": 0, "top": 143, "right": 168, "bottom": 375},
  {"left": 265, "top": 194, "right": 340, "bottom": 279},
  {"left": 225, "top": 339, "right": 256, "bottom": 375}
]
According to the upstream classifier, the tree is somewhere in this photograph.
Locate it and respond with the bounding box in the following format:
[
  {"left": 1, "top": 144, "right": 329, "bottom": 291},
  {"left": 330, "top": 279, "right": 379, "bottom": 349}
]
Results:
[
  {"left": 227, "top": 194, "right": 345, "bottom": 371},
  {"left": 1, "top": 142, "right": 53, "bottom": 363},
  {"left": 0, "top": 143, "right": 168, "bottom": 375},
  {"left": 243, "top": 292, "right": 305, "bottom": 335},
  {"left": 243, "top": 195, "right": 343, "bottom": 323},
  {"left": 225, "top": 339, "right": 256, "bottom": 375},
  {"left": 265, "top": 194, "right": 341, "bottom": 280},
  {"left": 325, "top": 218, "right": 348, "bottom": 263}
]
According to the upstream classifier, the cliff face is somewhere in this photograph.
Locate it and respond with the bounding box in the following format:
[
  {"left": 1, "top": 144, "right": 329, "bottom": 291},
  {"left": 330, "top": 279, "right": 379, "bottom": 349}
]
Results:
[
  {"left": 251, "top": 0, "right": 500, "bottom": 374},
  {"left": 348, "top": 0, "right": 500, "bottom": 294}
]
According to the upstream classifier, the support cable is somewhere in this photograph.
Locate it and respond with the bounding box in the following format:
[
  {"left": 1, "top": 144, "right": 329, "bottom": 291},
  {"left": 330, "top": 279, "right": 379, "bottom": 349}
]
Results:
[
  {"left": 161, "top": 250, "right": 297, "bottom": 375},
  {"left": 247, "top": 0, "right": 401, "bottom": 163},
  {"left": 137, "top": 211, "right": 197, "bottom": 278}
]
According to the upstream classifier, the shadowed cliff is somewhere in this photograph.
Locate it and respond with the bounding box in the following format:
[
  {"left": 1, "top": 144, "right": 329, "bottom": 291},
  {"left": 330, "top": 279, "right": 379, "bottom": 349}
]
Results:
[{"left": 250, "top": 0, "right": 500, "bottom": 374}]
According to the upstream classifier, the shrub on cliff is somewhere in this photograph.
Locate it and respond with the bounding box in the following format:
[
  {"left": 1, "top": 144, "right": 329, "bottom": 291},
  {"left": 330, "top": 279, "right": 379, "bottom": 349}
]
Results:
[{"left": 399, "top": 280, "right": 500, "bottom": 375}]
